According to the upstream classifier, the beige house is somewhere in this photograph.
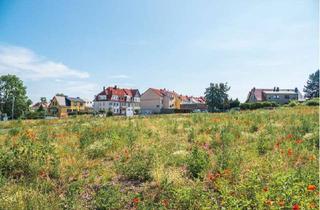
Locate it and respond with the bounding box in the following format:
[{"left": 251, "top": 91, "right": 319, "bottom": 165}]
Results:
[{"left": 140, "top": 88, "right": 181, "bottom": 114}]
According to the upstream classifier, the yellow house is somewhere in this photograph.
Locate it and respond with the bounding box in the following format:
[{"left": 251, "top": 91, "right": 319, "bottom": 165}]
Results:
[
  {"left": 173, "top": 93, "right": 182, "bottom": 109},
  {"left": 48, "top": 95, "right": 86, "bottom": 117}
]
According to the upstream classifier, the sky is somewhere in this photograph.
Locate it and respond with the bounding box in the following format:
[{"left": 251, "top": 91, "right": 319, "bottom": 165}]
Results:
[{"left": 0, "top": 0, "right": 319, "bottom": 102}]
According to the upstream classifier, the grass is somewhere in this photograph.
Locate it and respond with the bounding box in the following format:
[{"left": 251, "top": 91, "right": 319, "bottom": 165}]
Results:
[{"left": 0, "top": 106, "right": 318, "bottom": 209}]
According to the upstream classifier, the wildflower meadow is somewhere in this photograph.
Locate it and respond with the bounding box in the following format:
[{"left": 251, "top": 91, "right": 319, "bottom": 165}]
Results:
[{"left": 0, "top": 106, "right": 318, "bottom": 209}]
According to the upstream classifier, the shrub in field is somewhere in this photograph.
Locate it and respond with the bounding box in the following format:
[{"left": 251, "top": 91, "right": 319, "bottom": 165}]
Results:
[
  {"left": 62, "top": 180, "right": 85, "bottom": 209},
  {"left": 215, "top": 149, "right": 230, "bottom": 170},
  {"left": 0, "top": 131, "right": 59, "bottom": 180},
  {"left": 240, "top": 102, "right": 278, "bottom": 110},
  {"left": 79, "top": 127, "right": 120, "bottom": 149},
  {"left": 0, "top": 184, "right": 61, "bottom": 210},
  {"left": 94, "top": 185, "right": 123, "bottom": 210},
  {"left": 85, "top": 140, "right": 114, "bottom": 159},
  {"left": 288, "top": 100, "right": 299, "bottom": 107},
  {"left": 249, "top": 124, "right": 259, "bottom": 133},
  {"left": 8, "top": 127, "right": 21, "bottom": 136},
  {"left": 172, "top": 184, "right": 215, "bottom": 209},
  {"left": 186, "top": 127, "right": 195, "bottom": 143},
  {"left": 257, "top": 136, "right": 268, "bottom": 155},
  {"left": 116, "top": 149, "right": 154, "bottom": 182},
  {"left": 187, "top": 147, "right": 209, "bottom": 179},
  {"left": 106, "top": 109, "right": 113, "bottom": 117},
  {"left": 304, "top": 98, "right": 319, "bottom": 106}
]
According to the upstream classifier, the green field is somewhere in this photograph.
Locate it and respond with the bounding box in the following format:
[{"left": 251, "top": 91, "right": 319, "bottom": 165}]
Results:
[{"left": 0, "top": 106, "right": 318, "bottom": 209}]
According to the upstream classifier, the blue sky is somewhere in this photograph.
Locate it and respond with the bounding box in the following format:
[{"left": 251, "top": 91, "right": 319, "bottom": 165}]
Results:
[{"left": 0, "top": 0, "right": 318, "bottom": 102}]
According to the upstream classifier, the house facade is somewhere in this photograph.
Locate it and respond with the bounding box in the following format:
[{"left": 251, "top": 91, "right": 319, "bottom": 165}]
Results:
[
  {"left": 31, "top": 101, "right": 49, "bottom": 112},
  {"left": 48, "top": 95, "right": 86, "bottom": 117},
  {"left": 140, "top": 88, "right": 191, "bottom": 114},
  {"left": 93, "top": 86, "right": 141, "bottom": 115},
  {"left": 246, "top": 87, "right": 303, "bottom": 104},
  {"left": 180, "top": 95, "right": 208, "bottom": 111}
]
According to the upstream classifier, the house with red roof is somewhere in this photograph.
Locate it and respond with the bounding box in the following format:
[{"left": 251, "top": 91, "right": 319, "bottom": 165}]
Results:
[
  {"left": 246, "top": 87, "right": 303, "bottom": 104},
  {"left": 93, "top": 86, "right": 141, "bottom": 115},
  {"left": 180, "top": 95, "right": 208, "bottom": 111}
]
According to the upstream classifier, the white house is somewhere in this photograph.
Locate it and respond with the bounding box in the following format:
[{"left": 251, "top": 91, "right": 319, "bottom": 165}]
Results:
[{"left": 93, "top": 86, "right": 141, "bottom": 115}]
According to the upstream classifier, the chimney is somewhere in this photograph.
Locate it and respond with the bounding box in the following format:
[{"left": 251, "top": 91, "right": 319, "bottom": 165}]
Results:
[
  {"left": 114, "top": 85, "right": 117, "bottom": 89},
  {"left": 276, "top": 87, "right": 280, "bottom": 92},
  {"left": 294, "top": 87, "right": 298, "bottom": 93},
  {"left": 103, "top": 86, "right": 105, "bottom": 91}
]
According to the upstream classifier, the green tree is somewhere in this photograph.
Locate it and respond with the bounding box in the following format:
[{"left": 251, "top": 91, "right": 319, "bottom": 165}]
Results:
[
  {"left": 40, "top": 97, "right": 47, "bottom": 103},
  {"left": 0, "top": 75, "right": 32, "bottom": 119},
  {"left": 204, "top": 83, "right": 230, "bottom": 112},
  {"left": 304, "top": 70, "right": 319, "bottom": 99},
  {"left": 229, "top": 98, "right": 240, "bottom": 109}
]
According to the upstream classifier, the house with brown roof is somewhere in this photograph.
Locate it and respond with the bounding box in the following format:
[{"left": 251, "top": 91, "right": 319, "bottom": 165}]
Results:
[
  {"left": 93, "top": 86, "right": 141, "bottom": 115},
  {"left": 140, "top": 88, "right": 182, "bottom": 114},
  {"left": 31, "top": 101, "right": 49, "bottom": 112},
  {"left": 246, "top": 87, "right": 303, "bottom": 104},
  {"left": 48, "top": 95, "right": 86, "bottom": 117}
]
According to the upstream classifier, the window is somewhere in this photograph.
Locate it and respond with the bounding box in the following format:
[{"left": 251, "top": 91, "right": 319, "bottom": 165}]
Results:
[
  {"left": 284, "top": 95, "right": 290, "bottom": 99},
  {"left": 156, "top": 105, "right": 160, "bottom": 108}
]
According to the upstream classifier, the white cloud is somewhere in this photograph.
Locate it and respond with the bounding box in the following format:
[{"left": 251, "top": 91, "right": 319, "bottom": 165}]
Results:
[{"left": 0, "top": 45, "right": 89, "bottom": 80}]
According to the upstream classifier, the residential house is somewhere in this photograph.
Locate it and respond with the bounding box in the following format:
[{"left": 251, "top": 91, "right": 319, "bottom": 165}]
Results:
[
  {"left": 246, "top": 87, "right": 303, "bottom": 104},
  {"left": 83, "top": 98, "right": 94, "bottom": 111},
  {"left": 140, "top": 88, "right": 182, "bottom": 114},
  {"left": 31, "top": 101, "right": 49, "bottom": 112},
  {"left": 93, "top": 86, "right": 141, "bottom": 115},
  {"left": 180, "top": 95, "right": 208, "bottom": 111},
  {"left": 48, "top": 95, "right": 86, "bottom": 117}
]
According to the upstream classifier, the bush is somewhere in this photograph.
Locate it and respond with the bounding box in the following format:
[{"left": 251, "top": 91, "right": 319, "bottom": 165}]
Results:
[
  {"left": 0, "top": 131, "right": 59, "bottom": 180},
  {"left": 186, "top": 147, "right": 209, "bottom": 179},
  {"left": 85, "top": 140, "right": 113, "bottom": 159},
  {"left": 305, "top": 98, "right": 319, "bottom": 106},
  {"left": 106, "top": 109, "right": 113, "bottom": 117},
  {"left": 24, "top": 110, "right": 46, "bottom": 119},
  {"left": 94, "top": 185, "right": 123, "bottom": 210},
  {"left": 240, "top": 102, "right": 279, "bottom": 110},
  {"left": 288, "top": 100, "right": 299, "bottom": 107},
  {"left": 116, "top": 150, "right": 154, "bottom": 182}
]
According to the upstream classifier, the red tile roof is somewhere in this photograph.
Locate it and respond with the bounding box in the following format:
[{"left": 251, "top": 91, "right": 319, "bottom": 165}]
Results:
[
  {"left": 150, "top": 88, "right": 165, "bottom": 97},
  {"left": 95, "top": 86, "right": 140, "bottom": 101},
  {"left": 251, "top": 88, "right": 273, "bottom": 101}
]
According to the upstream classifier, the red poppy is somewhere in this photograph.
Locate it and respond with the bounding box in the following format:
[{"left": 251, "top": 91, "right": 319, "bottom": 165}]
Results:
[
  {"left": 292, "top": 204, "right": 299, "bottom": 210},
  {"left": 307, "top": 185, "right": 316, "bottom": 191},
  {"left": 275, "top": 142, "right": 280, "bottom": 149},
  {"left": 287, "top": 134, "right": 293, "bottom": 139},
  {"left": 263, "top": 187, "right": 268, "bottom": 192},
  {"left": 207, "top": 172, "right": 215, "bottom": 181},
  {"left": 287, "top": 149, "right": 293, "bottom": 156},
  {"left": 295, "top": 139, "right": 303, "bottom": 144},
  {"left": 161, "top": 199, "right": 169, "bottom": 207},
  {"left": 278, "top": 201, "right": 285, "bottom": 207},
  {"left": 265, "top": 200, "right": 273, "bottom": 205},
  {"left": 132, "top": 197, "right": 140, "bottom": 204}
]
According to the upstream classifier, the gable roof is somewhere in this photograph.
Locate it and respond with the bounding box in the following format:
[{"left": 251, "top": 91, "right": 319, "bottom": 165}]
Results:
[
  {"left": 149, "top": 88, "right": 165, "bottom": 97},
  {"left": 248, "top": 88, "right": 301, "bottom": 102},
  {"left": 55, "top": 95, "right": 67, "bottom": 106},
  {"left": 95, "top": 86, "right": 140, "bottom": 101}
]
